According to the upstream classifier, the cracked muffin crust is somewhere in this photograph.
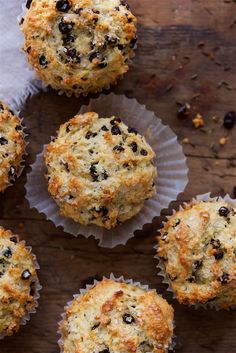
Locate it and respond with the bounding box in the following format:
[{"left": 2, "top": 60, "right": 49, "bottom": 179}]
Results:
[
  {"left": 21, "top": 0, "right": 137, "bottom": 96},
  {"left": 59, "top": 279, "right": 174, "bottom": 353},
  {"left": 0, "top": 226, "right": 39, "bottom": 337},
  {"left": 45, "top": 112, "right": 157, "bottom": 229},
  {"left": 0, "top": 101, "right": 26, "bottom": 193},
  {"left": 157, "top": 200, "right": 236, "bottom": 309}
]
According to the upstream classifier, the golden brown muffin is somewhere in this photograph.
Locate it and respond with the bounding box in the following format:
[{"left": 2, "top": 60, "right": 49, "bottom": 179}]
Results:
[
  {"left": 59, "top": 278, "right": 174, "bottom": 353},
  {"left": 0, "top": 101, "right": 26, "bottom": 193},
  {"left": 0, "top": 226, "right": 40, "bottom": 337},
  {"left": 21, "top": 0, "right": 137, "bottom": 96},
  {"left": 45, "top": 112, "right": 157, "bottom": 229},
  {"left": 157, "top": 200, "right": 236, "bottom": 309}
]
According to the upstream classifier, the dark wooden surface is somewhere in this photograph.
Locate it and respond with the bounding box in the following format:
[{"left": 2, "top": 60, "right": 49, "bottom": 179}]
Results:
[{"left": 1, "top": 0, "right": 236, "bottom": 352}]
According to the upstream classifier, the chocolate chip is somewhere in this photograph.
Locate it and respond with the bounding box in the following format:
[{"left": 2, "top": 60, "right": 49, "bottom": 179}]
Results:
[
  {"left": 26, "top": 0, "right": 32, "bottom": 9},
  {"left": 140, "top": 149, "right": 148, "bottom": 156},
  {"left": 59, "top": 20, "right": 73, "bottom": 34},
  {"left": 15, "top": 125, "right": 22, "bottom": 131},
  {"left": 96, "top": 206, "right": 108, "bottom": 217},
  {"left": 219, "top": 206, "right": 230, "bottom": 217},
  {"left": 177, "top": 103, "right": 190, "bottom": 118},
  {"left": 64, "top": 47, "right": 77, "bottom": 58},
  {"left": 211, "top": 238, "right": 221, "bottom": 249},
  {"left": 8, "top": 166, "right": 16, "bottom": 177},
  {"left": 193, "top": 260, "right": 202, "bottom": 269},
  {"left": 101, "top": 125, "right": 108, "bottom": 131},
  {"left": 99, "top": 350, "right": 110, "bottom": 353},
  {"left": 218, "top": 272, "right": 229, "bottom": 284},
  {"left": 161, "top": 232, "right": 168, "bottom": 241},
  {"left": 10, "top": 236, "right": 18, "bottom": 243},
  {"left": 86, "top": 131, "right": 97, "bottom": 139},
  {"left": 188, "top": 275, "right": 195, "bottom": 283},
  {"left": 120, "top": 0, "right": 130, "bottom": 10},
  {"left": 113, "top": 145, "right": 124, "bottom": 152},
  {"left": 91, "top": 322, "right": 100, "bottom": 330},
  {"left": 56, "top": 0, "right": 71, "bottom": 12},
  {"left": 0, "top": 137, "right": 8, "bottom": 145},
  {"left": 123, "top": 313, "right": 135, "bottom": 324},
  {"left": 99, "top": 61, "right": 107, "bottom": 68},
  {"left": 118, "top": 44, "right": 125, "bottom": 50},
  {"left": 130, "top": 36, "right": 137, "bottom": 48},
  {"left": 173, "top": 219, "right": 181, "bottom": 227},
  {"left": 214, "top": 251, "right": 224, "bottom": 260},
  {"left": 104, "top": 35, "right": 118, "bottom": 46},
  {"left": 130, "top": 141, "right": 137, "bottom": 152},
  {"left": 90, "top": 163, "right": 99, "bottom": 182},
  {"left": 102, "top": 171, "right": 108, "bottom": 180},
  {"left": 115, "top": 6, "right": 120, "bottom": 10},
  {"left": 3, "top": 247, "right": 12, "bottom": 259},
  {"left": 89, "top": 51, "right": 99, "bottom": 62},
  {"left": 128, "top": 127, "right": 137, "bottom": 134},
  {"left": 66, "top": 124, "right": 72, "bottom": 132},
  {"left": 0, "top": 104, "right": 4, "bottom": 111},
  {"left": 111, "top": 125, "right": 121, "bottom": 135},
  {"left": 39, "top": 55, "right": 48, "bottom": 66},
  {"left": 21, "top": 269, "right": 31, "bottom": 280},
  {"left": 110, "top": 117, "right": 121, "bottom": 125},
  {"left": 92, "top": 9, "right": 100, "bottom": 14},
  {"left": 224, "top": 111, "right": 235, "bottom": 129},
  {"left": 63, "top": 34, "right": 75, "bottom": 44},
  {"left": 26, "top": 46, "right": 31, "bottom": 53}
]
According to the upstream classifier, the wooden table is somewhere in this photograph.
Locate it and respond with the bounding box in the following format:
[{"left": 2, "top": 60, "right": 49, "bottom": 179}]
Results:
[{"left": 1, "top": 0, "right": 236, "bottom": 352}]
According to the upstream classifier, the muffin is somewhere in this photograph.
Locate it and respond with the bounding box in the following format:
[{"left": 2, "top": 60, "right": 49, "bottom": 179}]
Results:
[
  {"left": 21, "top": 0, "right": 137, "bottom": 96},
  {"left": 0, "top": 226, "right": 40, "bottom": 337},
  {"left": 59, "top": 278, "right": 174, "bottom": 353},
  {"left": 45, "top": 112, "right": 157, "bottom": 229},
  {"left": 0, "top": 101, "right": 26, "bottom": 193},
  {"left": 157, "top": 200, "right": 236, "bottom": 309}
]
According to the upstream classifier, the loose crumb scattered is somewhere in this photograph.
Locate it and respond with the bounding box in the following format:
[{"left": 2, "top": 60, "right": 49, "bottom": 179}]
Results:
[
  {"left": 192, "top": 113, "right": 204, "bottom": 128},
  {"left": 182, "top": 137, "right": 190, "bottom": 144},
  {"left": 219, "top": 137, "right": 228, "bottom": 146}
]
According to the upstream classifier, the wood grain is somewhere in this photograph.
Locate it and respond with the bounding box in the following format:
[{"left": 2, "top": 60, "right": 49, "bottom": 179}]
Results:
[{"left": 1, "top": 0, "right": 236, "bottom": 352}]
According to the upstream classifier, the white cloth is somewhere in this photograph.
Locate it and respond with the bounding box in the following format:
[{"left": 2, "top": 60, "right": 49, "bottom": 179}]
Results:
[{"left": 0, "top": 0, "right": 42, "bottom": 111}]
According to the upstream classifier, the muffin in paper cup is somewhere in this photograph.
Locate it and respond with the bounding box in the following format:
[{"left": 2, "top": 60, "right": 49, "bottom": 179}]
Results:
[
  {"left": 0, "top": 100, "right": 28, "bottom": 193},
  {"left": 19, "top": 0, "right": 137, "bottom": 98},
  {"left": 155, "top": 192, "right": 236, "bottom": 310},
  {"left": 0, "top": 226, "right": 41, "bottom": 339},
  {"left": 25, "top": 93, "right": 188, "bottom": 248},
  {"left": 58, "top": 273, "right": 175, "bottom": 353}
]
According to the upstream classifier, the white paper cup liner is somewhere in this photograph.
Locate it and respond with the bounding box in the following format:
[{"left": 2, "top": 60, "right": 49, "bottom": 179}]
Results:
[
  {"left": 25, "top": 93, "right": 188, "bottom": 247},
  {"left": 1, "top": 110, "right": 28, "bottom": 193},
  {"left": 57, "top": 273, "right": 175, "bottom": 353},
  {"left": 155, "top": 192, "right": 236, "bottom": 311},
  {"left": 17, "top": 1, "right": 136, "bottom": 99},
  {"left": 0, "top": 240, "right": 41, "bottom": 339}
]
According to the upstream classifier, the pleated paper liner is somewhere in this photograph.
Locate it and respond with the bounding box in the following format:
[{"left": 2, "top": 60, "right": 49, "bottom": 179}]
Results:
[
  {"left": 57, "top": 273, "right": 176, "bottom": 353},
  {"left": 0, "top": 240, "right": 41, "bottom": 339},
  {"left": 155, "top": 192, "right": 236, "bottom": 311},
  {"left": 25, "top": 93, "right": 188, "bottom": 247}
]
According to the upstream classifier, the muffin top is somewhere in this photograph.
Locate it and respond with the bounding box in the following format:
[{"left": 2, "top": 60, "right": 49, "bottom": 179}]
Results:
[
  {"left": 45, "top": 112, "right": 156, "bottom": 229},
  {"left": 0, "top": 101, "right": 26, "bottom": 193},
  {"left": 0, "top": 226, "right": 39, "bottom": 336},
  {"left": 157, "top": 200, "right": 236, "bottom": 308},
  {"left": 59, "top": 278, "right": 174, "bottom": 353},
  {"left": 21, "top": 0, "right": 137, "bottom": 96}
]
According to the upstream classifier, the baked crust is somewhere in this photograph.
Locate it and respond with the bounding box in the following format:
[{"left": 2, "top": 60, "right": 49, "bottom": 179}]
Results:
[
  {"left": 157, "top": 201, "right": 236, "bottom": 308},
  {"left": 45, "top": 112, "right": 157, "bottom": 229},
  {"left": 0, "top": 226, "right": 39, "bottom": 336},
  {"left": 0, "top": 101, "right": 26, "bottom": 193},
  {"left": 59, "top": 279, "right": 174, "bottom": 353},
  {"left": 21, "top": 0, "right": 137, "bottom": 96}
]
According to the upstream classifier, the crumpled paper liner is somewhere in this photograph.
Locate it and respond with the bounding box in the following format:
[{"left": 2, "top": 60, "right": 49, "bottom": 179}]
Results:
[
  {"left": 25, "top": 93, "right": 188, "bottom": 248},
  {"left": 0, "top": 1, "right": 44, "bottom": 112},
  {"left": 0, "top": 240, "right": 42, "bottom": 339},
  {"left": 155, "top": 192, "right": 236, "bottom": 311},
  {"left": 57, "top": 273, "right": 176, "bottom": 353}
]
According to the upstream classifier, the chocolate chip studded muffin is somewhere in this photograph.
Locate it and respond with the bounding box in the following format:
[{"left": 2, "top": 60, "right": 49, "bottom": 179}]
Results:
[
  {"left": 45, "top": 112, "right": 157, "bottom": 229},
  {"left": 0, "top": 101, "right": 26, "bottom": 193},
  {"left": 157, "top": 200, "right": 236, "bottom": 309},
  {"left": 59, "top": 278, "right": 174, "bottom": 353},
  {"left": 21, "top": 0, "right": 137, "bottom": 96},
  {"left": 0, "top": 226, "right": 39, "bottom": 337}
]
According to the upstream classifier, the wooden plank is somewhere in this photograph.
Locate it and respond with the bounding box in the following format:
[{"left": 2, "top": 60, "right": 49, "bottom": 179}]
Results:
[{"left": 1, "top": 0, "right": 236, "bottom": 352}]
